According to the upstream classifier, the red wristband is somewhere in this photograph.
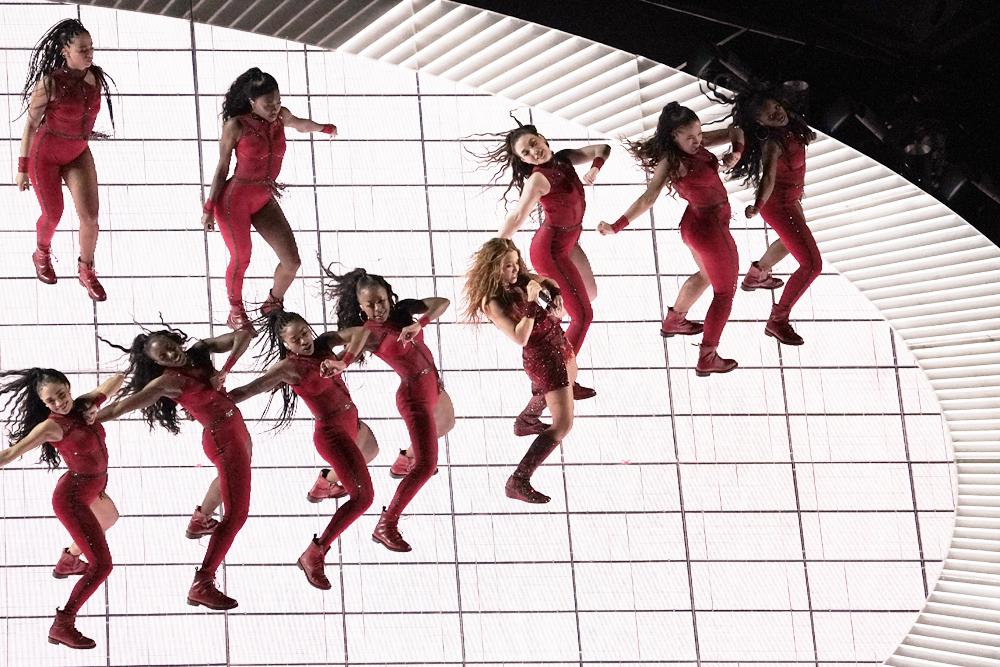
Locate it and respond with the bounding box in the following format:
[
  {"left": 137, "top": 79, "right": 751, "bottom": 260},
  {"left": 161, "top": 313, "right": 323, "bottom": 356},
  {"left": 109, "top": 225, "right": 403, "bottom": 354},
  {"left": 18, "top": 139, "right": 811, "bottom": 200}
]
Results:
[
  {"left": 93, "top": 392, "right": 107, "bottom": 408},
  {"left": 203, "top": 200, "right": 215, "bottom": 216},
  {"left": 610, "top": 214, "right": 630, "bottom": 233},
  {"left": 17, "top": 157, "right": 28, "bottom": 173},
  {"left": 732, "top": 142, "right": 744, "bottom": 154},
  {"left": 341, "top": 351, "right": 356, "bottom": 367},
  {"left": 321, "top": 124, "right": 335, "bottom": 135},
  {"left": 220, "top": 356, "right": 237, "bottom": 375},
  {"left": 417, "top": 315, "right": 431, "bottom": 327},
  {"left": 590, "top": 157, "right": 605, "bottom": 170}
]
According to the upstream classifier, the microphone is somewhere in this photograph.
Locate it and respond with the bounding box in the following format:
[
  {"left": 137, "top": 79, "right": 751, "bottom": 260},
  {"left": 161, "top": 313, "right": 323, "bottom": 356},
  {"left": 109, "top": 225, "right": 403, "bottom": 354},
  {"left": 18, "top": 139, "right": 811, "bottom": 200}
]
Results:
[{"left": 537, "top": 289, "right": 553, "bottom": 307}]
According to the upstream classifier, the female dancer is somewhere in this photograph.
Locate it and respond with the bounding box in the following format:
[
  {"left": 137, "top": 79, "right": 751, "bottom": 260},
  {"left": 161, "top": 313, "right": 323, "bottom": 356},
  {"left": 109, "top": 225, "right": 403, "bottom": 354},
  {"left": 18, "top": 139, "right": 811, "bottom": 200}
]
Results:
[
  {"left": 97, "top": 326, "right": 253, "bottom": 609},
  {"left": 730, "top": 93, "right": 821, "bottom": 345},
  {"left": 0, "top": 369, "right": 123, "bottom": 649},
  {"left": 202, "top": 67, "right": 337, "bottom": 330},
  {"left": 464, "top": 238, "right": 576, "bottom": 503},
  {"left": 17, "top": 19, "right": 116, "bottom": 301},
  {"left": 323, "top": 268, "right": 454, "bottom": 552},
  {"left": 598, "top": 102, "right": 744, "bottom": 376},
  {"left": 226, "top": 310, "right": 379, "bottom": 589}
]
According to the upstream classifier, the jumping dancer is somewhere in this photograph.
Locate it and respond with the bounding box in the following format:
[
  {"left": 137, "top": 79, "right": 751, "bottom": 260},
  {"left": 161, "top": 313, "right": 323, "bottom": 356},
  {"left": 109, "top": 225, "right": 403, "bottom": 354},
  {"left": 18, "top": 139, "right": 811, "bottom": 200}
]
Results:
[
  {"left": 97, "top": 327, "right": 253, "bottom": 609},
  {"left": 17, "top": 19, "right": 116, "bottom": 301},
  {"left": 226, "top": 310, "right": 380, "bottom": 589},
  {"left": 598, "top": 102, "right": 744, "bottom": 376},
  {"left": 0, "top": 370, "right": 124, "bottom": 649},
  {"left": 464, "top": 238, "right": 576, "bottom": 503},
  {"left": 323, "top": 268, "right": 454, "bottom": 552},
  {"left": 730, "top": 93, "right": 821, "bottom": 345},
  {"left": 202, "top": 67, "right": 337, "bottom": 330}
]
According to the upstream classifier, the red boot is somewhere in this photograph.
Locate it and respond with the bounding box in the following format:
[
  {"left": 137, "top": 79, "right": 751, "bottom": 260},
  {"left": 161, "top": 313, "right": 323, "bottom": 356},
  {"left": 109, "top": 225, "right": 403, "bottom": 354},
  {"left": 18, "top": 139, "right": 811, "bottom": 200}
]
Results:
[
  {"left": 226, "top": 302, "right": 252, "bottom": 331},
  {"left": 53, "top": 548, "right": 88, "bottom": 579},
  {"left": 48, "top": 608, "right": 96, "bottom": 649},
  {"left": 32, "top": 246, "right": 57, "bottom": 284},
  {"left": 261, "top": 290, "right": 284, "bottom": 317},
  {"left": 660, "top": 307, "right": 704, "bottom": 337},
  {"left": 307, "top": 469, "right": 348, "bottom": 502},
  {"left": 695, "top": 344, "right": 738, "bottom": 377},
  {"left": 573, "top": 382, "right": 596, "bottom": 400},
  {"left": 765, "top": 304, "right": 804, "bottom": 346},
  {"left": 187, "top": 569, "right": 238, "bottom": 610},
  {"left": 77, "top": 260, "right": 107, "bottom": 302},
  {"left": 506, "top": 433, "right": 560, "bottom": 503},
  {"left": 372, "top": 508, "right": 411, "bottom": 552},
  {"left": 389, "top": 451, "right": 438, "bottom": 479},
  {"left": 297, "top": 537, "right": 332, "bottom": 590},
  {"left": 185, "top": 506, "right": 219, "bottom": 539},
  {"left": 741, "top": 262, "right": 784, "bottom": 291},
  {"left": 505, "top": 474, "right": 551, "bottom": 504}
]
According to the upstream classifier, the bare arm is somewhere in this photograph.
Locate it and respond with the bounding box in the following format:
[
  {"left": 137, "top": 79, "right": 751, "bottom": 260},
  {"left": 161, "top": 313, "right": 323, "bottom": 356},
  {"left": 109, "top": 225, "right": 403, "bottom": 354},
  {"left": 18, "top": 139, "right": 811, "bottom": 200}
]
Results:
[
  {"left": 319, "top": 326, "right": 372, "bottom": 377},
  {"left": 227, "top": 360, "right": 300, "bottom": 404},
  {"left": 498, "top": 172, "right": 550, "bottom": 239},
  {"left": 745, "top": 140, "right": 782, "bottom": 218},
  {"left": 597, "top": 158, "right": 671, "bottom": 235},
  {"left": 0, "top": 419, "right": 63, "bottom": 467},
  {"left": 279, "top": 107, "right": 336, "bottom": 136},
  {"left": 704, "top": 125, "right": 745, "bottom": 168},
  {"left": 77, "top": 373, "right": 126, "bottom": 422},
  {"left": 201, "top": 118, "right": 241, "bottom": 230},
  {"left": 562, "top": 144, "right": 611, "bottom": 185},
  {"left": 410, "top": 297, "right": 450, "bottom": 323},
  {"left": 95, "top": 374, "right": 184, "bottom": 423},
  {"left": 16, "top": 79, "right": 49, "bottom": 191},
  {"left": 484, "top": 295, "right": 537, "bottom": 348}
]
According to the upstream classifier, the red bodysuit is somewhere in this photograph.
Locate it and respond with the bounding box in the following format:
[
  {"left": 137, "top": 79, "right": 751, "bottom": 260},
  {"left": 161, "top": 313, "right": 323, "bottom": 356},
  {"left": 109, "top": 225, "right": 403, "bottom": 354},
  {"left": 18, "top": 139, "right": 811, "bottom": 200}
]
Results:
[
  {"left": 505, "top": 289, "right": 574, "bottom": 395},
  {"left": 164, "top": 363, "right": 250, "bottom": 576},
  {"left": 47, "top": 395, "right": 113, "bottom": 615},
  {"left": 675, "top": 147, "right": 737, "bottom": 348},
  {"left": 215, "top": 114, "right": 288, "bottom": 307},
  {"left": 759, "top": 133, "right": 821, "bottom": 312},
  {"left": 364, "top": 318, "right": 441, "bottom": 520},
  {"left": 287, "top": 349, "right": 373, "bottom": 547},
  {"left": 529, "top": 151, "right": 594, "bottom": 354},
  {"left": 29, "top": 67, "right": 102, "bottom": 250}
]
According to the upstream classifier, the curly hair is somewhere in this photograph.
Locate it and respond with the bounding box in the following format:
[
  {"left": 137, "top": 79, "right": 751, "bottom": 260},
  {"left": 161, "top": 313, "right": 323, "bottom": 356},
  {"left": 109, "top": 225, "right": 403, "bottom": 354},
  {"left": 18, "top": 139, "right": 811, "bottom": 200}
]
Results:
[
  {"left": 21, "top": 19, "right": 116, "bottom": 129},
  {"left": 466, "top": 124, "right": 549, "bottom": 206},
  {"left": 728, "top": 93, "right": 815, "bottom": 190},
  {"left": 101, "top": 327, "right": 211, "bottom": 434},
  {"left": 462, "top": 238, "right": 532, "bottom": 324},
  {"left": 625, "top": 102, "right": 700, "bottom": 194},
  {"left": 0, "top": 368, "right": 71, "bottom": 469},
  {"left": 221, "top": 68, "right": 279, "bottom": 123},
  {"left": 256, "top": 310, "right": 314, "bottom": 431}
]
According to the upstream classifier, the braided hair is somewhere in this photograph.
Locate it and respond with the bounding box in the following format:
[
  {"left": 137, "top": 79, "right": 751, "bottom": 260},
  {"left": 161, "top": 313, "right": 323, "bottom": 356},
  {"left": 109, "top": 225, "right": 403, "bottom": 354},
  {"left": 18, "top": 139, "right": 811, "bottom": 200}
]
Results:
[
  {"left": 221, "top": 68, "right": 279, "bottom": 122},
  {"left": 625, "top": 102, "right": 700, "bottom": 195},
  {"left": 21, "top": 19, "right": 116, "bottom": 129},
  {"left": 0, "top": 368, "right": 72, "bottom": 469},
  {"left": 257, "top": 310, "right": 313, "bottom": 431},
  {"left": 101, "top": 327, "right": 211, "bottom": 434},
  {"left": 728, "top": 93, "right": 815, "bottom": 190}
]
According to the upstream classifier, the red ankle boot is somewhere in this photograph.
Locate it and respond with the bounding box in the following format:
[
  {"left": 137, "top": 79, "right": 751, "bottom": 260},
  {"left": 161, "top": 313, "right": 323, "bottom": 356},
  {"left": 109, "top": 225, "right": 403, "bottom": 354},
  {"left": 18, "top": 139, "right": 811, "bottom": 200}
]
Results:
[
  {"left": 741, "top": 262, "right": 784, "bottom": 291},
  {"left": 53, "top": 548, "right": 88, "bottom": 579},
  {"left": 185, "top": 506, "right": 219, "bottom": 539},
  {"left": 261, "top": 290, "right": 284, "bottom": 317},
  {"left": 187, "top": 569, "right": 238, "bottom": 610},
  {"left": 297, "top": 537, "right": 332, "bottom": 590},
  {"left": 226, "top": 302, "right": 252, "bottom": 331},
  {"left": 573, "top": 382, "right": 596, "bottom": 400},
  {"left": 695, "top": 344, "right": 738, "bottom": 377},
  {"left": 33, "top": 246, "right": 57, "bottom": 284},
  {"left": 388, "top": 451, "right": 438, "bottom": 479},
  {"left": 307, "top": 469, "right": 348, "bottom": 502},
  {"left": 48, "top": 608, "right": 96, "bottom": 649},
  {"left": 372, "top": 508, "right": 411, "bottom": 552},
  {"left": 505, "top": 474, "right": 551, "bottom": 504},
  {"left": 77, "top": 259, "right": 107, "bottom": 302},
  {"left": 660, "top": 307, "right": 704, "bottom": 337},
  {"left": 765, "top": 304, "right": 804, "bottom": 345}
]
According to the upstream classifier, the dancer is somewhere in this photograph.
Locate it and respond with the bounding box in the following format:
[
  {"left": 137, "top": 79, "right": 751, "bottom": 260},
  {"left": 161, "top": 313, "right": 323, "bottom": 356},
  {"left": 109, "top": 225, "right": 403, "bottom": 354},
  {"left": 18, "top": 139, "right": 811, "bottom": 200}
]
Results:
[
  {"left": 226, "top": 310, "right": 379, "bottom": 589},
  {"left": 323, "top": 268, "right": 454, "bottom": 552},
  {"left": 0, "top": 369, "right": 124, "bottom": 649},
  {"left": 730, "top": 93, "right": 821, "bottom": 345},
  {"left": 202, "top": 67, "right": 337, "bottom": 330},
  {"left": 479, "top": 122, "right": 607, "bottom": 366},
  {"left": 97, "top": 326, "right": 253, "bottom": 610},
  {"left": 598, "top": 102, "right": 744, "bottom": 376},
  {"left": 17, "top": 19, "right": 116, "bottom": 301},
  {"left": 464, "top": 238, "right": 576, "bottom": 503}
]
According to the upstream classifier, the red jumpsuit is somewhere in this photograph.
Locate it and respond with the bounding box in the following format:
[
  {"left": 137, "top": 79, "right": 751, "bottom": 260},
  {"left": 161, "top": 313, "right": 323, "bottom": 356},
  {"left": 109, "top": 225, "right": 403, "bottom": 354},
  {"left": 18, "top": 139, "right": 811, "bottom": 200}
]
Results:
[
  {"left": 28, "top": 67, "right": 101, "bottom": 250},
  {"left": 164, "top": 364, "right": 251, "bottom": 575},
  {"left": 215, "top": 114, "right": 287, "bottom": 307},
  {"left": 287, "top": 351, "right": 374, "bottom": 546},
  {"left": 506, "top": 289, "right": 574, "bottom": 394},
  {"left": 364, "top": 319, "right": 441, "bottom": 520},
  {"left": 47, "top": 395, "right": 113, "bottom": 615},
  {"left": 530, "top": 151, "right": 594, "bottom": 354},
  {"left": 675, "top": 147, "right": 737, "bottom": 348},
  {"left": 759, "top": 134, "right": 822, "bottom": 311}
]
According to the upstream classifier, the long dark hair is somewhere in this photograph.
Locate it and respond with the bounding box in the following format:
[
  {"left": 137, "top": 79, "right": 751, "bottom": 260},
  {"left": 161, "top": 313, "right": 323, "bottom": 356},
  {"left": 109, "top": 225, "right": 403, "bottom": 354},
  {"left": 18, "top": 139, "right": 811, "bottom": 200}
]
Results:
[
  {"left": 101, "top": 327, "right": 211, "bottom": 434},
  {"left": 21, "top": 19, "right": 116, "bottom": 129},
  {"left": 468, "top": 123, "right": 554, "bottom": 205},
  {"left": 728, "top": 93, "right": 815, "bottom": 189},
  {"left": 221, "top": 68, "right": 279, "bottom": 122},
  {"left": 625, "top": 102, "right": 700, "bottom": 193},
  {"left": 257, "top": 310, "right": 313, "bottom": 431},
  {"left": 0, "top": 368, "right": 71, "bottom": 469}
]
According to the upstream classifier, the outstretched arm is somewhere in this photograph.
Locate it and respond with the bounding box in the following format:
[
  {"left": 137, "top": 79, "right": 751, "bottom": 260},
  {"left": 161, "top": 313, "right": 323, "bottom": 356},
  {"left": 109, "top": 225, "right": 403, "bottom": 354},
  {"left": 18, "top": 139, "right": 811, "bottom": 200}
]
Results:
[
  {"left": 562, "top": 144, "right": 611, "bottom": 185},
  {"left": 0, "top": 420, "right": 63, "bottom": 467},
  {"left": 227, "top": 360, "right": 299, "bottom": 404},
  {"left": 96, "top": 374, "right": 183, "bottom": 423},
  {"left": 498, "top": 172, "right": 550, "bottom": 239},
  {"left": 597, "top": 158, "right": 671, "bottom": 235},
  {"left": 279, "top": 107, "right": 337, "bottom": 137}
]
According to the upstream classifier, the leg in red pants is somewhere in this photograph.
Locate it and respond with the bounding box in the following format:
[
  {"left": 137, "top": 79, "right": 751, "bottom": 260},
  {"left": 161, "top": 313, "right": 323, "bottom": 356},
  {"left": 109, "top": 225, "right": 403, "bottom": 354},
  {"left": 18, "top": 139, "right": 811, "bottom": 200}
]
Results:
[
  {"left": 52, "top": 473, "right": 113, "bottom": 615},
  {"left": 29, "top": 131, "right": 89, "bottom": 250},
  {"left": 216, "top": 179, "right": 272, "bottom": 318},
  {"left": 530, "top": 225, "right": 594, "bottom": 354},
  {"left": 373, "top": 374, "right": 440, "bottom": 552}
]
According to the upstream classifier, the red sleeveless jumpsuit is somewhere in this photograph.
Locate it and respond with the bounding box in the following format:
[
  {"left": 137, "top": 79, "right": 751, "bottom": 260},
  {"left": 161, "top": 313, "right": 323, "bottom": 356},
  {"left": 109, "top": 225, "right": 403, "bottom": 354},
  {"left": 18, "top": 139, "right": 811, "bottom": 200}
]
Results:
[
  {"left": 164, "top": 364, "right": 251, "bottom": 575},
  {"left": 530, "top": 150, "right": 594, "bottom": 354},
  {"left": 215, "top": 114, "right": 287, "bottom": 307},
  {"left": 28, "top": 66, "right": 102, "bottom": 250}
]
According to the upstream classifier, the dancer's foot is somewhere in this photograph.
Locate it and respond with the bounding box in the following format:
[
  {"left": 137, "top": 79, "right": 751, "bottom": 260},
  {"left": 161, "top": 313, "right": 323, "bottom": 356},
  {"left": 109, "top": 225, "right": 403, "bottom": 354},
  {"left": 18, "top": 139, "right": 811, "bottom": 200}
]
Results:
[{"left": 33, "top": 246, "right": 56, "bottom": 284}]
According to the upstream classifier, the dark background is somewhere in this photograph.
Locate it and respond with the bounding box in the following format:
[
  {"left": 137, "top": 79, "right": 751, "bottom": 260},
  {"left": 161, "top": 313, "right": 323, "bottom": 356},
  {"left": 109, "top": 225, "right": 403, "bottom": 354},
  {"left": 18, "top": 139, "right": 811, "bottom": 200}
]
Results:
[{"left": 460, "top": 0, "right": 1000, "bottom": 241}]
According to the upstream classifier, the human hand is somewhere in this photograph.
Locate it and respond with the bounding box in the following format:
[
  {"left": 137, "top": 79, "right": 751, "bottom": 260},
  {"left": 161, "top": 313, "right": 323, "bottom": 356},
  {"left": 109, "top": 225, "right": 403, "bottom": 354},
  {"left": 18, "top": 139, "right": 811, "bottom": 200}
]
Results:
[
  {"left": 596, "top": 221, "right": 616, "bottom": 236},
  {"left": 722, "top": 150, "right": 742, "bottom": 168},
  {"left": 582, "top": 166, "right": 600, "bottom": 185},
  {"left": 210, "top": 371, "right": 227, "bottom": 392},
  {"left": 201, "top": 212, "right": 215, "bottom": 232},
  {"left": 16, "top": 172, "right": 30, "bottom": 191},
  {"left": 320, "top": 358, "right": 347, "bottom": 378},
  {"left": 525, "top": 280, "right": 543, "bottom": 303},
  {"left": 398, "top": 322, "right": 422, "bottom": 348},
  {"left": 82, "top": 401, "right": 98, "bottom": 425},
  {"left": 745, "top": 204, "right": 759, "bottom": 219}
]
